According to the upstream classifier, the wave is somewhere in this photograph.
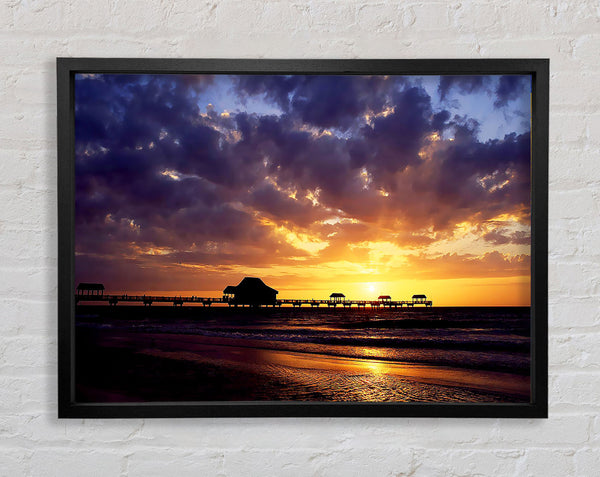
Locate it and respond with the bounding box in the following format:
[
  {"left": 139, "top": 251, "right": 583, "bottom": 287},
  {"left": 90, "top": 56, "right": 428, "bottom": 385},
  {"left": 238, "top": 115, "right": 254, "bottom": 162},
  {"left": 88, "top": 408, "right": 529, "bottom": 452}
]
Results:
[{"left": 76, "top": 305, "right": 531, "bottom": 374}]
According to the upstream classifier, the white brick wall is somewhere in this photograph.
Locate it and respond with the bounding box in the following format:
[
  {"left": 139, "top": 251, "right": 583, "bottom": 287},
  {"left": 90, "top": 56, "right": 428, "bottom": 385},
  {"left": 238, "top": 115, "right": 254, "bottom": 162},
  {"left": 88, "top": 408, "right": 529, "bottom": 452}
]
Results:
[{"left": 0, "top": 1, "right": 598, "bottom": 475}]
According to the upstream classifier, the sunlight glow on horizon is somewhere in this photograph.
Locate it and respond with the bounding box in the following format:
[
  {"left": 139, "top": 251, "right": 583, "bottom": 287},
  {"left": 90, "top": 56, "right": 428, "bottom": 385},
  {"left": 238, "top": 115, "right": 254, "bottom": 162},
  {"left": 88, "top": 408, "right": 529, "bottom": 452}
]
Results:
[{"left": 111, "top": 273, "right": 530, "bottom": 307}]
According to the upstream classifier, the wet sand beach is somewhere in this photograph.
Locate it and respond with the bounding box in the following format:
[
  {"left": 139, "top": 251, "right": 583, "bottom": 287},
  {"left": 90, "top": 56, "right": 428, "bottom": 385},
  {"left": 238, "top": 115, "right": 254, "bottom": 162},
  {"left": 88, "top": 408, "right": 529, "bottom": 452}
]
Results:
[{"left": 76, "top": 325, "right": 530, "bottom": 403}]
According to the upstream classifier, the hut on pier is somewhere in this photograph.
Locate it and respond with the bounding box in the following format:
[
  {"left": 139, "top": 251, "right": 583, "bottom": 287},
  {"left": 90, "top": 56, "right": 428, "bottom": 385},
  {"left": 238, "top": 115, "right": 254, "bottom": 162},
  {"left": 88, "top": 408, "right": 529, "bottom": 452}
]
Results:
[
  {"left": 222, "top": 277, "right": 278, "bottom": 305},
  {"left": 378, "top": 295, "right": 391, "bottom": 303},
  {"left": 76, "top": 283, "right": 105, "bottom": 297},
  {"left": 412, "top": 294, "right": 427, "bottom": 304},
  {"left": 329, "top": 292, "right": 346, "bottom": 303}
]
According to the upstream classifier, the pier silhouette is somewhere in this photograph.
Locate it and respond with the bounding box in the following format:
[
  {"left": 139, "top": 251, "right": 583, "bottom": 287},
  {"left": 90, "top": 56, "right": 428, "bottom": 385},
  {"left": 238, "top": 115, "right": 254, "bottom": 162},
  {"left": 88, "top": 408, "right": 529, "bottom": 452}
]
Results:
[{"left": 75, "top": 278, "right": 433, "bottom": 308}]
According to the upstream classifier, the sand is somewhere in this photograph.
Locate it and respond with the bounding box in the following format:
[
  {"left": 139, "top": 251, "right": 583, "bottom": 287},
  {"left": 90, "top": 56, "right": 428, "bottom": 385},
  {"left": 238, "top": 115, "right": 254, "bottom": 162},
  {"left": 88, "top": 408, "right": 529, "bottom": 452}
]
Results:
[{"left": 75, "top": 328, "right": 530, "bottom": 403}]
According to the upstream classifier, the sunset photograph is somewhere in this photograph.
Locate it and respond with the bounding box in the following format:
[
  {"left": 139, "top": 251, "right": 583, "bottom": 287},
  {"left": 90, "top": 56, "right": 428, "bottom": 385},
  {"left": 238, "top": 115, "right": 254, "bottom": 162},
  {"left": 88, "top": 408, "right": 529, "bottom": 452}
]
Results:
[{"left": 73, "top": 72, "right": 532, "bottom": 403}]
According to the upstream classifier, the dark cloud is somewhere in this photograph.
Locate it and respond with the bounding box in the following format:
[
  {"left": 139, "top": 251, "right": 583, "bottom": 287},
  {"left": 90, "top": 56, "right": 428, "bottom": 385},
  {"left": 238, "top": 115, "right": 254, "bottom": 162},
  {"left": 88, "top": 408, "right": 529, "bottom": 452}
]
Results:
[
  {"left": 234, "top": 74, "right": 399, "bottom": 131},
  {"left": 494, "top": 75, "right": 530, "bottom": 108},
  {"left": 431, "top": 110, "right": 451, "bottom": 132},
  {"left": 290, "top": 75, "right": 389, "bottom": 131},
  {"left": 233, "top": 75, "right": 303, "bottom": 112},
  {"left": 438, "top": 76, "right": 491, "bottom": 101},
  {"left": 364, "top": 86, "right": 434, "bottom": 181}
]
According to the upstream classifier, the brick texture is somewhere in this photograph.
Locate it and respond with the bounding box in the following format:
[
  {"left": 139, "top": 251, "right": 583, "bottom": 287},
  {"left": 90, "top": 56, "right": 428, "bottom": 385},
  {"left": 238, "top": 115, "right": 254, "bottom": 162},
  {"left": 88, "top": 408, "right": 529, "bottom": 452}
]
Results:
[{"left": 0, "top": 0, "right": 599, "bottom": 475}]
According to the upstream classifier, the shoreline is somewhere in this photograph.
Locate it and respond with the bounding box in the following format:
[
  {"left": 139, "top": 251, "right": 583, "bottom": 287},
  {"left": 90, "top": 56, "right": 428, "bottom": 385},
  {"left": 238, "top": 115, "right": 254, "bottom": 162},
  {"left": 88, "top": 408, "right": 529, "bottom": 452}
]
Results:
[
  {"left": 76, "top": 328, "right": 530, "bottom": 403},
  {"left": 83, "top": 327, "right": 530, "bottom": 375}
]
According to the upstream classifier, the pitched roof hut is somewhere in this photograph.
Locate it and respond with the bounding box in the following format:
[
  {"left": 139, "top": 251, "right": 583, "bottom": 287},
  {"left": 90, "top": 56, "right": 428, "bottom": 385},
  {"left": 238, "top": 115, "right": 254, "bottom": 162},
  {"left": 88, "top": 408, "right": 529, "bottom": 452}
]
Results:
[
  {"left": 378, "top": 295, "right": 391, "bottom": 301},
  {"left": 412, "top": 294, "right": 427, "bottom": 303},
  {"left": 222, "top": 277, "right": 278, "bottom": 305},
  {"left": 329, "top": 292, "right": 346, "bottom": 303}
]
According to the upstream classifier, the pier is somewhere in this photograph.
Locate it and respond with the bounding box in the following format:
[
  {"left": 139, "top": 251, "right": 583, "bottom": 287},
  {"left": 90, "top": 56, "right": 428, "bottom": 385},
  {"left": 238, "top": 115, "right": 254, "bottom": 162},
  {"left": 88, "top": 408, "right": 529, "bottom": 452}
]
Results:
[
  {"left": 75, "top": 279, "right": 432, "bottom": 308},
  {"left": 75, "top": 294, "right": 432, "bottom": 308}
]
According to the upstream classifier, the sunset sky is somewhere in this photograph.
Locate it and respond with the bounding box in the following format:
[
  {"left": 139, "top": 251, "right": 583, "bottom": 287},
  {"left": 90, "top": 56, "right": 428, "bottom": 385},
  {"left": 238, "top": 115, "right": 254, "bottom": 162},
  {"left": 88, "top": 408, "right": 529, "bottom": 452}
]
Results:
[{"left": 74, "top": 73, "right": 532, "bottom": 306}]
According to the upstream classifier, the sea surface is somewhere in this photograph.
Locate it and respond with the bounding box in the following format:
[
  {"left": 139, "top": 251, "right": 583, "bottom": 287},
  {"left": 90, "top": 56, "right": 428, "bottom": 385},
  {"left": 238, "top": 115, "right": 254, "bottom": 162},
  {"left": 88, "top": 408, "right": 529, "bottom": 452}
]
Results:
[{"left": 76, "top": 306, "right": 531, "bottom": 402}]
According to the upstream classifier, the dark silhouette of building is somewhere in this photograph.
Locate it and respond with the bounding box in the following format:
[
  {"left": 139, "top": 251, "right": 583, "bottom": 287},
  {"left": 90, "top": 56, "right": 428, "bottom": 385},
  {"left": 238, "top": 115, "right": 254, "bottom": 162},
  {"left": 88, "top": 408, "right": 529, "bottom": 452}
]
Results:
[
  {"left": 77, "top": 283, "right": 105, "bottom": 296},
  {"left": 378, "top": 295, "right": 391, "bottom": 302},
  {"left": 412, "top": 294, "right": 427, "bottom": 303},
  {"left": 222, "top": 277, "right": 278, "bottom": 305},
  {"left": 222, "top": 285, "right": 237, "bottom": 302},
  {"left": 329, "top": 292, "right": 345, "bottom": 303}
]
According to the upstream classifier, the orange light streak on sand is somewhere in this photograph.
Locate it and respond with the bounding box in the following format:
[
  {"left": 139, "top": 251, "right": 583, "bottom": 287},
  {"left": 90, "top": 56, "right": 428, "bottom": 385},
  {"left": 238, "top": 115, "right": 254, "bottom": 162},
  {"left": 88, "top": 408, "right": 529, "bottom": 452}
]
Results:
[
  {"left": 143, "top": 343, "right": 530, "bottom": 399},
  {"left": 257, "top": 349, "right": 529, "bottom": 397}
]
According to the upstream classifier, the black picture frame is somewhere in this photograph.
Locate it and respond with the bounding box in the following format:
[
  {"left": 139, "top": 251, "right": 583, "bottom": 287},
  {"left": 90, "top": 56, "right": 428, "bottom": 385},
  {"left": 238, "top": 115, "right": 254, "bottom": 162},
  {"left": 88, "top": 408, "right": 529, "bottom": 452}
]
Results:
[{"left": 57, "top": 58, "right": 548, "bottom": 418}]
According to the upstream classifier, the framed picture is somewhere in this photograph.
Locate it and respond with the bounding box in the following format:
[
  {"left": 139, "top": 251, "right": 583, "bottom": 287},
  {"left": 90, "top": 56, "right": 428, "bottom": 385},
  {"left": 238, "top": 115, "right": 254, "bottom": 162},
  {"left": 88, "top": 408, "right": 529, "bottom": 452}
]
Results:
[{"left": 58, "top": 58, "right": 548, "bottom": 418}]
